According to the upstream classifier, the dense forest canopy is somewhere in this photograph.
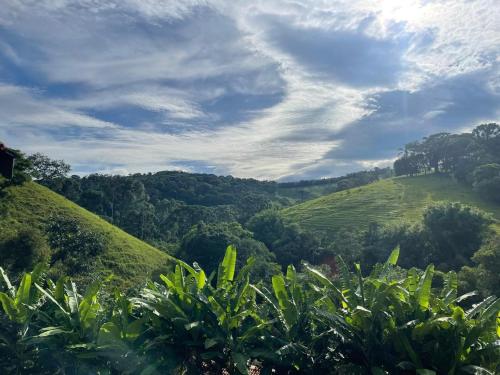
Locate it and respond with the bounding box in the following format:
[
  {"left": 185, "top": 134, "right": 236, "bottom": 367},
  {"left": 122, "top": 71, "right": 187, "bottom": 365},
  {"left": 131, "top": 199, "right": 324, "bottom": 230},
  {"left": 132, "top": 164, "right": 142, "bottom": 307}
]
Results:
[{"left": 36, "top": 167, "right": 391, "bottom": 246}]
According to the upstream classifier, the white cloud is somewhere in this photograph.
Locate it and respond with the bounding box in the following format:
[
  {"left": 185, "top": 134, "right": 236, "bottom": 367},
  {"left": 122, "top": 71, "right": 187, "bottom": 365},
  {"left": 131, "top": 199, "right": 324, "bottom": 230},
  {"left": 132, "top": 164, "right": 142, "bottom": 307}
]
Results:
[
  {"left": 0, "top": 85, "right": 116, "bottom": 129},
  {"left": 0, "top": 0, "right": 498, "bottom": 179}
]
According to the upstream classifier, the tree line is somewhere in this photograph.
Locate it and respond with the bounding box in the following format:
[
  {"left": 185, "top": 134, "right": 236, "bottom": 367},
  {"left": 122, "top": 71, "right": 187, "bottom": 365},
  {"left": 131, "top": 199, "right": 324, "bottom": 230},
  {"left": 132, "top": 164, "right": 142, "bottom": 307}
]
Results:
[
  {"left": 394, "top": 123, "right": 500, "bottom": 202},
  {"left": 35, "top": 164, "right": 391, "bottom": 246}
]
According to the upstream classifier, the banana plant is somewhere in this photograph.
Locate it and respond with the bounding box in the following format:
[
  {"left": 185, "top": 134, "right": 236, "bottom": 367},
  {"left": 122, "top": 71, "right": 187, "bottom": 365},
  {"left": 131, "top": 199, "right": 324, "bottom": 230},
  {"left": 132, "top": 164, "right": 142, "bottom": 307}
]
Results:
[
  {"left": 137, "top": 245, "right": 266, "bottom": 374},
  {"left": 134, "top": 256, "right": 211, "bottom": 373},
  {"left": 199, "top": 246, "right": 265, "bottom": 374},
  {"left": 308, "top": 248, "right": 500, "bottom": 374},
  {"left": 0, "top": 264, "right": 45, "bottom": 325},
  {"left": 0, "top": 245, "right": 498, "bottom": 374},
  {"left": 27, "top": 276, "right": 113, "bottom": 373},
  {"left": 96, "top": 291, "right": 149, "bottom": 374},
  {"left": 0, "top": 264, "right": 47, "bottom": 374},
  {"left": 251, "top": 264, "right": 337, "bottom": 374}
]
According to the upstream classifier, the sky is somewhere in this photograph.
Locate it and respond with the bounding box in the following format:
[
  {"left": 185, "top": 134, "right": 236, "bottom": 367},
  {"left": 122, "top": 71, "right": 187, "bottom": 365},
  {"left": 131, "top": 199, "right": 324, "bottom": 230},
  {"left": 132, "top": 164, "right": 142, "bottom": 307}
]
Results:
[{"left": 0, "top": 0, "right": 499, "bottom": 181}]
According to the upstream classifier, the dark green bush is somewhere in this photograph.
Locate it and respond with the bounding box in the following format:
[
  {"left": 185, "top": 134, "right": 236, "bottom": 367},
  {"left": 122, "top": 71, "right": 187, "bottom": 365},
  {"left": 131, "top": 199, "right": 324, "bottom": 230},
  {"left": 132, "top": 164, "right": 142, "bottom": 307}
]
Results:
[
  {"left": 46, "top": 216, "right": 107, "bottom": 274},
  {"left": 0, "top": 229, "right": 50, "bottom": 272}
]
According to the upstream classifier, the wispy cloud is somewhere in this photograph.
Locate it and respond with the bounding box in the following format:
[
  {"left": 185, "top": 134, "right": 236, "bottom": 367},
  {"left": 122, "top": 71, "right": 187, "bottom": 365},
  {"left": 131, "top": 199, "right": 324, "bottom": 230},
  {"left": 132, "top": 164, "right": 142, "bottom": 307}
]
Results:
[{"left": 0, "top": 0, "right": 498, "bottom": 180}]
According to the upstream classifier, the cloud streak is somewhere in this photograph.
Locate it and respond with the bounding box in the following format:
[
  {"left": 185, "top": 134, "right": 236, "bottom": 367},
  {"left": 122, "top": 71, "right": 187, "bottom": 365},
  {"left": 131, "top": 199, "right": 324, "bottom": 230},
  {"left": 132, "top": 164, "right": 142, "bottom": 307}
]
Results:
[{"left": 0, "top": 0, "right": 498, "bottom": 180}]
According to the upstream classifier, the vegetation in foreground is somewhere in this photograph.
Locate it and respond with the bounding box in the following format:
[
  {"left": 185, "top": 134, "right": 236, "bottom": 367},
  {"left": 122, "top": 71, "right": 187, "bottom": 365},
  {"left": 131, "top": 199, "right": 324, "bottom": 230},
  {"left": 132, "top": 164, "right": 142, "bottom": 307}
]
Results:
[{"left": 0, "top": 246, "right": 498, "bottom": 374}]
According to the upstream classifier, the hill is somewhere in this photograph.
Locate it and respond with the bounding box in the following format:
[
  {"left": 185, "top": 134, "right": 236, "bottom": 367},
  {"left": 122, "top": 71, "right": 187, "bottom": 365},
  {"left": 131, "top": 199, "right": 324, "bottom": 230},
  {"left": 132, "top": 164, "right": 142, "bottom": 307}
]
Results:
[
  {"left": 0, "top": 182, "right": 171, "bottom": 288},
  {"left": 282, "top": 174, "right": 500, "bottom": 236},
  {"left": 39, "top": 168, "right": 390, "bottom": 246}
]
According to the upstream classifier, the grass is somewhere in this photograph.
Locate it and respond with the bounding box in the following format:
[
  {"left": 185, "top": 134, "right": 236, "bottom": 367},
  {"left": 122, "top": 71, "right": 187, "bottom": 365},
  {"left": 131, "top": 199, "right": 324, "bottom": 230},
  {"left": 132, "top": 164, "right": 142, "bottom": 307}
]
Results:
[
  {"left": 0, "top": 182, "right": 172, "bottom": 289},
  {"left": 277, "top": 182, "right": 339, "bottom": 202},
  {"left": 282, "top": 174, "right": 500, "bottom": 236}
]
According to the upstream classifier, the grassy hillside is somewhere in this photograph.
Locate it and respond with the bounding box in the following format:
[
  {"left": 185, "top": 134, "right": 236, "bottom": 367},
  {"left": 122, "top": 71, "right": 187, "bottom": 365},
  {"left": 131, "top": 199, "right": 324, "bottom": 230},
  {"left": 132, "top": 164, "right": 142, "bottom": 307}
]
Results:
[
  {"left": 0, "top": 182, "right": 171, "bottom": 288},
  {"left": 277, "top": 182, "right": 338, "bottom": 201},
  {"left": 283, "top": 174, "right": 500, "bottom": 235}
]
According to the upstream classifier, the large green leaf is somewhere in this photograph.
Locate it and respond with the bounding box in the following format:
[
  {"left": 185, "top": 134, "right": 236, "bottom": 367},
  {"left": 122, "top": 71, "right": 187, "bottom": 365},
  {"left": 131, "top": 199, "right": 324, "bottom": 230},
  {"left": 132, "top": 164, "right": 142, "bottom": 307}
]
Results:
[
  {"left": 35, "top": 283, "right": 69, "bottom": 315},
  {"left": 416, "top": 264, "right": 434, "bottom": 310},
  {"left": 304, "top": 263, "right": 348, "bottom": 305},
  {"left": 271, "top": 274, "right": 297, "bottom": 328},
  {"left": 231, "top": 352, "right": 249, "bottom": 374},
  {"left": 387, "top": 246, "right": 400, "bottom": 266},
  {"left": 0, "top": 267, "right": 15, "bottom": 298},
  {"left": 0, "top": 292, "right": 17, "bottom": 320},
  {"left": 217, "top": 245, "right": 237, "bottom": 287},
  {"left": 15, "top": 273, "right": 31, "bottom": 306}
]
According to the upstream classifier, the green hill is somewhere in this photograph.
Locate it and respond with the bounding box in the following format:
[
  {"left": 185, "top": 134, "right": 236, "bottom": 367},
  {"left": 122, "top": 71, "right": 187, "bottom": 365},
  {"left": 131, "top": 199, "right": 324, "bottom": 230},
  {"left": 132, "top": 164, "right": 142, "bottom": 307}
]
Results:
[
  {"left": 0, "top": 182, "right": 171, "bottom": 288},
  {"left": 282, "top": 174, "right": 500, "bottom": 235}
]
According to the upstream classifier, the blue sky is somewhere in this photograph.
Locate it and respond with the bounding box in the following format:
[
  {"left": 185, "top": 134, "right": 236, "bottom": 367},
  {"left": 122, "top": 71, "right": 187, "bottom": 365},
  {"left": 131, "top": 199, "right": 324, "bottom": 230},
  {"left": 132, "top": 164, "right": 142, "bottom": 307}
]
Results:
[{"left": 0, "top": 1, "right": 498, "bottom": 181}]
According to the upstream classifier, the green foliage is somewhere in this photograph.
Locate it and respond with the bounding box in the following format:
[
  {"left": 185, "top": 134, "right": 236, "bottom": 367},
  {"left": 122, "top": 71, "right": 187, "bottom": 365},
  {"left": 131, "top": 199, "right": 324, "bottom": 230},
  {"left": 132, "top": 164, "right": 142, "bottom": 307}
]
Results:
[
  {"left": 0, "top": 229, "right": 50, "bottom": 272},
  {"left": 359, "top": 203, "right": 493, "bottom": 274},
  {"left": 46, "top": 216, "right": 108, "bottom": 275},
  {"left": 26, "top": 153, "right": 71, "bottom": 180},
  {"left": 422, "top": 202, "right": 493, "bottom": 270},
  {"left": 473, "top": 164, "right": 500, "bottom": 203},
  {"left": 283, "top": 174, "right": 500, "bottom": 238},
  {"left": 247, "top": 209, "right": 323, "bottom": 267},
  {"left": 460, "top": 236, "right": 500, "bottom": 297},
  {"left": 247, "top": 209, "right": 286, "bottom": 248},
  {"left": 0, "top": 247, "right": 498, "bottom": 374},
  {"left": 0, "top": 181, "right": 171, "bottom": 289},
  {"left": 179, "top": 221, "right": 278, "bottom": 276},
  {"left": 40, "top": 171, "right": 283, "bottom": 244},
  {"left": 394, "top": 123, "right": 500, "bottom": 183},
  {"left": 40, "top": 167, "right": 392, "bottom": 247}
]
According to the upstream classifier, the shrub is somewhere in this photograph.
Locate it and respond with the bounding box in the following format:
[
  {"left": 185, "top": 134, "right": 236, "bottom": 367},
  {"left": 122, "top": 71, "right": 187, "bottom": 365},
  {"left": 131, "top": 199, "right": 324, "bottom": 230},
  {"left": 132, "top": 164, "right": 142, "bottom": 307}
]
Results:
[
  {"left": 460, "top": 236, "right": 500, "bottom": 297},
  {"left": 423, "top": 202, "right": 493, "bottom": 270},
  {"left": 46, "top": 216, "right": 107, "bottom": 274},
  {"left": 0, "top": 229, "right": 50, "bottom": 272}
]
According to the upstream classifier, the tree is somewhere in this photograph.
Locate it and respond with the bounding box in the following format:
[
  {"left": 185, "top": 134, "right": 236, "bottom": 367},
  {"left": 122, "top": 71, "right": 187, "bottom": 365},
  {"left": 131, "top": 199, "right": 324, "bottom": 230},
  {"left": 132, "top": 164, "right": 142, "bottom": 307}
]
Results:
[
  {"left": 26, "top": 153, "right": 71, "bottom": 180},
  {"left": 472, "top": 163, "right": 500, "bottom": 203},
  {"left": 327, "top": 228, "right": 364, "bottom": 266},
  {"left": 472, "top": 122, "right": 500, "bottom": 141},
  {"left": 441, "top": 133, "right": 475, "bottom": 173},
  {"left": 272, "top": 223, "right": 322, "bottom": 267},
  {"left": 360, "top": 222, "right": 434, "bottom": 271},
  {"left": 421, "top": 132, "right": 451, "bottom": 172},
  {"left": 460, "top": 236, "right": 500, "bottom": 297},
  {"left": 247, "top": 210, "right": 323, "bottom": 267},
  {"left": 246, "top": 209, "right": 285, "bottom": 249},
  {"left": 393, "top": 153, "right": 425, "bottom": 176},
  {"left": 180, "top": 221, "right": 275, "bottom": 275},
  {"left": 422, "top": 202, "right": 493, "bottom": 270}
]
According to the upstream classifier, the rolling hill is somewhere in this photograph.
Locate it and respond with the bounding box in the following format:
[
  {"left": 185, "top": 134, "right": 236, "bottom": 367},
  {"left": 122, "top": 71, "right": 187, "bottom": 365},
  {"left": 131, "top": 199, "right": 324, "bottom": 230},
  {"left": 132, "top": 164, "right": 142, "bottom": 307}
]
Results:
[
  {"left": 0, "top": 182, "right": 171, "bottom": 288},
  {"left": 282, "top": 174, "right": 500, "bottom": 235}
]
